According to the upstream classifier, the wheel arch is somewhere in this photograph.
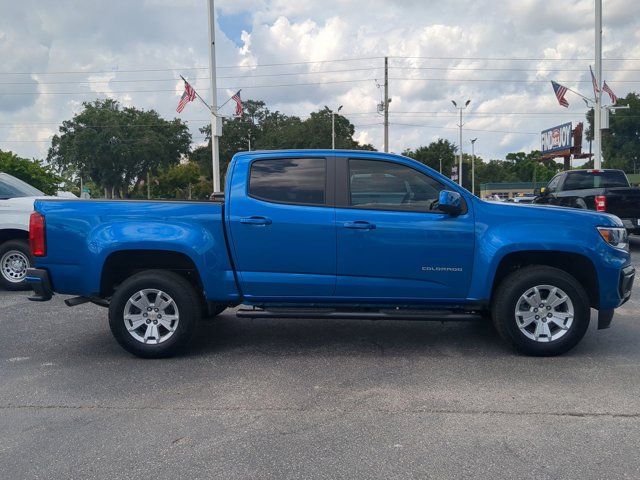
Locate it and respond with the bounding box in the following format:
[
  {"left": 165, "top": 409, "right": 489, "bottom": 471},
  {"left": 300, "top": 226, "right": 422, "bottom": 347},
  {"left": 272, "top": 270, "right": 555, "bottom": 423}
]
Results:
[
  {"left": 0, "top": 228, "right": 29, "bottom": 244},
  {"left": 490, "top": 250, "right": 599, "bottom": 308},
  {"left": 100, "top": 249, "right": 204, "bottom": 298}
]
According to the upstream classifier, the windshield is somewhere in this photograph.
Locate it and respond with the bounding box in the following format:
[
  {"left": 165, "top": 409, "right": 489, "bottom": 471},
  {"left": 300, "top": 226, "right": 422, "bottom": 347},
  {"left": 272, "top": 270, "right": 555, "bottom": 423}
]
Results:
[
  {"left": 0, "top": 172, "right": 45, "bottom": 199},
  {"left": 563, "top": 170, "right": 629, "bottom": 190}
]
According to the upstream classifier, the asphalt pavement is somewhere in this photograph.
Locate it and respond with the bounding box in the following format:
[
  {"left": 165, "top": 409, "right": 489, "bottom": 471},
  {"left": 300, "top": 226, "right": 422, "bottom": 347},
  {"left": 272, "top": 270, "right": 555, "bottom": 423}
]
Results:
[{"left": 1, "top": 238, "right": 640, "bottom": 479}]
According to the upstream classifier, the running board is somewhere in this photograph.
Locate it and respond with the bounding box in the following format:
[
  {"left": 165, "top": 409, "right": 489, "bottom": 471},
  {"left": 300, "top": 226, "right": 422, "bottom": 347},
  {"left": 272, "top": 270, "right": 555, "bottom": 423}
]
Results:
[
  {"left": 236, "top": 307, "right": 481, "bottom": 321},
  {"left": 64, "top": 296, "right": 110, "bottom": 308}
]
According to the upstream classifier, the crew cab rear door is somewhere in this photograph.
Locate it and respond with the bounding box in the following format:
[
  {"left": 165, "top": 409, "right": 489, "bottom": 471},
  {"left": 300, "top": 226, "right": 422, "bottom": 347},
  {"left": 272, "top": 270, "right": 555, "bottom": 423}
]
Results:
[
  {"left": 334, "top": 155, "right": 474, "bottom": 301},
  {"left": 227, "top": 154, "right": 336, "bottom": 300}
]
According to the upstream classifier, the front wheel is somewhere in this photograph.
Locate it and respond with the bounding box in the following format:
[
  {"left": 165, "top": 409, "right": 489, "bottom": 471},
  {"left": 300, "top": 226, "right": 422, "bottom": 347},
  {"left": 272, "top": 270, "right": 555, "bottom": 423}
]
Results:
[
  {"left": 492, "top": 266, "right": 590, "bottom": 356},
  {"left": 0, "top": 239, "right": 33, "bottom": 291},
  {"left": 108, "top": 270, "right": 202, "bottom": 358}
]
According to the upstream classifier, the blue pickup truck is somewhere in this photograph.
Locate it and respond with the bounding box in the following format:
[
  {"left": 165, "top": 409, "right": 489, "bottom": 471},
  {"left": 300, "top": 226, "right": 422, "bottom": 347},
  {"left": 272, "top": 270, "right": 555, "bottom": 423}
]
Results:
[{"left": 26, "top": 150, "right": 634, "bottom": 358}]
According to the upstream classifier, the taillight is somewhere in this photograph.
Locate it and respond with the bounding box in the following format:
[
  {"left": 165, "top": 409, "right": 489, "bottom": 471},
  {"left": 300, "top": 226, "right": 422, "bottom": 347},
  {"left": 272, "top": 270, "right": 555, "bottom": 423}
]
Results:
[
  {"left": 595, "top": 195, "right": 607, "bottom": 212},
  {"left": 29, "top": 212, "right": 46, "bottom": 257}
]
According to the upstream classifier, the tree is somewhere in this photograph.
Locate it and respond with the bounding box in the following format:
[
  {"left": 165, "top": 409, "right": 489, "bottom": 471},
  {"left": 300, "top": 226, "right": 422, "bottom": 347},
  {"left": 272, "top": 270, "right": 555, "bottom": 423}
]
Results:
[
  {"left": 586, "top": 92, "right": 640, "bottom": 171},
  {"left": 403, "top": 139, "right": 457, "bottom": 174},
  {"left": 0, "top": 150, "right": 60, "bottom": 195},
  {"left": 191, "top": 101, "right": 374, "bottom": 188},
  {"left": 47, "top": 99, "right": 191, "bottom": 198}
]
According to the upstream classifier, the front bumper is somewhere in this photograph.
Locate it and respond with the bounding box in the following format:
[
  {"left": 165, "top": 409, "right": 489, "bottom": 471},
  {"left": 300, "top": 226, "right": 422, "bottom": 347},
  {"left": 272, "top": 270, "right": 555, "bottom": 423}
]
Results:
[
  {"left": 598, "top": 265, "right": 635, "bottom": 330},
  {"left": 25, "top": 268, "right": 53, "bottom": 301},
  {"left": 619, "top": 265, "right": 635, "bottom": 304}
]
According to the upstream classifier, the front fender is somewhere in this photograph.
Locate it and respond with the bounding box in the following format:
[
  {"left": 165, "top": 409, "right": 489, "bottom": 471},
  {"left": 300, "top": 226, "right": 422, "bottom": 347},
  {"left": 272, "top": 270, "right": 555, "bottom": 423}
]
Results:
[{"left": 468, "top": 207, "right": 626, "bottom": 309}]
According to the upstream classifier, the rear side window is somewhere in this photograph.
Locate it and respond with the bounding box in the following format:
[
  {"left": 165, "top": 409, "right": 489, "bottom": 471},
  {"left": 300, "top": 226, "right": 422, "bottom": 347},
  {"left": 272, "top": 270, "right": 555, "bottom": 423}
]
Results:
[
  {"left": 249, "top": 158, "right": 326, "bottom": 206},
  {"left": 563, "top": 171, "right": 629, "bottom": 190}
]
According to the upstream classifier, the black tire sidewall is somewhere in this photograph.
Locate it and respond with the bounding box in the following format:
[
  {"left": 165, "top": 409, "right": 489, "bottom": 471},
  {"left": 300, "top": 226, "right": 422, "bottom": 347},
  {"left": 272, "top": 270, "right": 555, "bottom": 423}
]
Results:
[
  {"left": 108, "top": 270, "right": 201, "bottom": 358},
  {"left": 0, "top": 239, "right": 33, "bottom": 291},
  {"left": 493, "top": 267, "right": 590, "bottom": 356}
]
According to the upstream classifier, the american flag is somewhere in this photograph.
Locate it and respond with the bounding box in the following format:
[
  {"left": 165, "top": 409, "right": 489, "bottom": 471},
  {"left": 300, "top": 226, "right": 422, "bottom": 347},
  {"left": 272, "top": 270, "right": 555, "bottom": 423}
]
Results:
[
  {"left": 589, "top": 65, "right": 600, "bottom": 99},
  {"left": 603, "top": 81, "right": 618, "bottom": 103},
  {"left": 232, "top": 90, "right": 243, "bottom": 117},
  {"left": 551, "top": 81, "right": 569, "bottom": 108},
  {"left": 176, "top": 80, "right": 196, "bottom": 113}
]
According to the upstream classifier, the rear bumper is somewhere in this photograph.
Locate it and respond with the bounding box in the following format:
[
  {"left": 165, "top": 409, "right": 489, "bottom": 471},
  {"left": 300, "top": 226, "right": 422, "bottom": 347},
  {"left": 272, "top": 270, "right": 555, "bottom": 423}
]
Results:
[
  {"left": 25, "top": 268, "right": 53, "bottom": 301},
  {"left": 620, "top": 218, "right": 640, "bottom": 234}
]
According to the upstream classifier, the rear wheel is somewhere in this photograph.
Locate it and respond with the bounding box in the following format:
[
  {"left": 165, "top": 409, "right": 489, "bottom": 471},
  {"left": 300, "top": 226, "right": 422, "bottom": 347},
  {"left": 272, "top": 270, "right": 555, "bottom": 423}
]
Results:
[
  {"left": 492, "top": 266, "right": 590, "bottom": 356},
  {"left": 0, "top": 239, "right": 33, "bottom": 291},
  {"left": 108, "top": 270, "right": 201, "bottom": 358}
]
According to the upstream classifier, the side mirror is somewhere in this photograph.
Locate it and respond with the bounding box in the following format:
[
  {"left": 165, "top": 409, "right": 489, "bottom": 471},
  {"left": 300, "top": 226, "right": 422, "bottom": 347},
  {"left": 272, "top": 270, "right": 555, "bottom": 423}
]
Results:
[{"left": 438, "top": 190, "right": 462, "bottom": 216}]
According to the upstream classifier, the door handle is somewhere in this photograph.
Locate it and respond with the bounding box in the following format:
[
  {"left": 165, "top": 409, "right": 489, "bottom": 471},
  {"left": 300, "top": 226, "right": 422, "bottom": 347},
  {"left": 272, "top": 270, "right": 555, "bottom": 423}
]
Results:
[
  {"left": 240, "top": 216, "right": 272, "bottom": 226},
  {"left": 343, "top": 221, "right": 376, "bottom": 230}
]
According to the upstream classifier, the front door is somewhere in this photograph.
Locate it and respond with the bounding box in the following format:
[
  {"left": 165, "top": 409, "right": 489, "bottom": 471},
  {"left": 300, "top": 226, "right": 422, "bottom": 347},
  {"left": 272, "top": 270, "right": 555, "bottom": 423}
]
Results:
[
  {"left": 228, "top": 155, "right": 336, "bottom": 300},
  {"left": 335, "top": 157, "right": 474, "bottom": 301}
]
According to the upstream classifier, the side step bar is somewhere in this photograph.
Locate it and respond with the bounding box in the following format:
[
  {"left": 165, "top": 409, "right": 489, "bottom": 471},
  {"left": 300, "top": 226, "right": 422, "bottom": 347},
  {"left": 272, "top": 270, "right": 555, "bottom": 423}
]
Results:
[{"left": 237, "top": 307, "right": 481, "bottom": 321}]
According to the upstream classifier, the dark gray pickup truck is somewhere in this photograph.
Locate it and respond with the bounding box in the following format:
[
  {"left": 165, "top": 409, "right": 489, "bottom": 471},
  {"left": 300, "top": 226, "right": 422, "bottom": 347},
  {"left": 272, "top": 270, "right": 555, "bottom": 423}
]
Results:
[{"left": 534, "top": 169, "right": 640, "bottom": 235}]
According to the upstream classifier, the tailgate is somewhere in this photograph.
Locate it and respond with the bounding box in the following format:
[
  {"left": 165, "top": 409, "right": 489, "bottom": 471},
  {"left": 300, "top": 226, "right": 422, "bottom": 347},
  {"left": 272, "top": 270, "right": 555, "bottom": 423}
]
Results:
[{"left": 605, "top": 188, "right": 640, "bottom": 220}]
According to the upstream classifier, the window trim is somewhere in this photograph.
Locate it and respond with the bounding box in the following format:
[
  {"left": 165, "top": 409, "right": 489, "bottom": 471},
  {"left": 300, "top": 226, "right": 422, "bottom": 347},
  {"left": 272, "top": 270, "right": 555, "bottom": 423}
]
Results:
[
  {"left": 247, "top": 156, "right": 334, "bottom": 208},
  {"left": 338, "top": 157, "right": 467, "bottom": 214}
]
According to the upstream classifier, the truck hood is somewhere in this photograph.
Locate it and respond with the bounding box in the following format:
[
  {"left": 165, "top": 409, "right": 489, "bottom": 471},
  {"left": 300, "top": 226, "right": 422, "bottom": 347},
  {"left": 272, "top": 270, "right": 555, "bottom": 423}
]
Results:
[{"left": 476, "top": 198, "right": 623, "bottom": 228}]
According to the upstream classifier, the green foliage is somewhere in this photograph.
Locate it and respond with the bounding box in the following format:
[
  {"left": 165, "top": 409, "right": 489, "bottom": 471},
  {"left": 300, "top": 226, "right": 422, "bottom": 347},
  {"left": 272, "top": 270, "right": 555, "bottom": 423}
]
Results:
[
  {"left": 474, "top": 151, "right": 561, "bottom": 193},
  {"left": 0, "top": 150, "right": 60, "bottom": 195},
  {"left": 586, "top": 92, "right": 640, "bottom": 171},
  {"left": 47, "top": 99, "right": 191, "bottom": 198},
  {"left": 403, "top": 139, "right": 457, "bottom": 174},
  {"left": 155, "top": 162, "right": 201, "bottom": 199},
  {"left": 191, "top": 101, "right": 374, "bottom": 185}
]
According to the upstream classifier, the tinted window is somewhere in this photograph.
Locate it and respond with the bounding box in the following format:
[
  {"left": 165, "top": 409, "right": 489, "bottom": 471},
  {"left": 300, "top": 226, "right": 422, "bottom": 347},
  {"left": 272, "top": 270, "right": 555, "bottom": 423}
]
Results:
[
  {"left": 0, "top": 173, "right": 44, "bottom": 199},
  {"left": 563, "top": 170, "right": 629, "bottom": 190},
  {"left": 249, "top": 158, "right": 326, "bottom": 205},
  {"left": 546, "top": 175, "right": 560, "bottom": 193},
  {"left": 348, "top": 159, "right": 445, "bottom": 212}
]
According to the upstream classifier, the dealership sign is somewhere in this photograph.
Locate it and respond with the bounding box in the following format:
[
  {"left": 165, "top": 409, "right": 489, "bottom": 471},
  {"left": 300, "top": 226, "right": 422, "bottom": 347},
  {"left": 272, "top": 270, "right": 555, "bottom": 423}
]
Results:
[{"left": 541, "top": 122, "right": 572, "bottom": 155}]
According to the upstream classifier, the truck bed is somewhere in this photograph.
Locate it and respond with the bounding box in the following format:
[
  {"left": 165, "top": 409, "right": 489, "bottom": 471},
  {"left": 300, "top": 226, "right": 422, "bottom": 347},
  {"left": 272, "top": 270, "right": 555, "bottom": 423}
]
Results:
[{"left": 33, "top": 199, "right": 238, "bottom": 300}]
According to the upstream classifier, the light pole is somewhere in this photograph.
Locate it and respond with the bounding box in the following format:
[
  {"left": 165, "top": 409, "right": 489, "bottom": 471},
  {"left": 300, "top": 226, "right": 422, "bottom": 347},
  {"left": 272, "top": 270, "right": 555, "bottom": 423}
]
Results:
[
  {"left": 332, "top": 105, "right": 343, "bottom": 149},
  {"left": 452, "top": 99, "right": 471, "bottom": 186},
  {"left": 594, "top": 0, "right": 602, "bottom": 169},
  {"left": 470, "top": 138, "right": 477, "bottom": 196},
  {"left": 207, "top": 0, "right": 221, "bottom": 193}
]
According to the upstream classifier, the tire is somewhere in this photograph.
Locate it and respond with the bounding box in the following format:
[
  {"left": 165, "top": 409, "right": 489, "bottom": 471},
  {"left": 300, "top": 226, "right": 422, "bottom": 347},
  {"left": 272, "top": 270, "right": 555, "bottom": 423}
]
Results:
[
  {"left": 492, "top": 266, "right": 590, "bottom": 356},
  {"left": 0, "top": 239, "right": 33, "bottom": 291},
  {"left": 108, "top": 270, "right": 202, "bottom": 358}
]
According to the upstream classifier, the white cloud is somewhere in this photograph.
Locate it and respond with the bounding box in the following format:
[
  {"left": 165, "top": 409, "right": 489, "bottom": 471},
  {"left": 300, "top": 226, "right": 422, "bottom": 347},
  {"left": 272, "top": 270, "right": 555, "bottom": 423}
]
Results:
[{"left": 0, "top": 0, "right": 639, "bottom": 162}]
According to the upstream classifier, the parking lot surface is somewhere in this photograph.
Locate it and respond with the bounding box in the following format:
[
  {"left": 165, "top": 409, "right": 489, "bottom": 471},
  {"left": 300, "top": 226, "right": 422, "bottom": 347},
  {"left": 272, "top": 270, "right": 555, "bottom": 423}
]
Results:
[{"left": 1, "top": 238, "right": 639, "bottom": 479}]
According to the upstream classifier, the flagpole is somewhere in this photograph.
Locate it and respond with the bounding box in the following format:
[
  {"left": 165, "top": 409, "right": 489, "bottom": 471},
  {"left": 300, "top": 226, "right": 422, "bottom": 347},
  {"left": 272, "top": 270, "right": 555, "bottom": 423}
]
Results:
[
  {"left": 218, "top": 89, "right": 241, "bottom": 110},
  {"left": 207, "top": 0, "right": 221, "bottom": 193},
  {"left": 594, "top": 0, "right": 603, "bottom": 169},
  {"left": 179, "top": 75, "right": 214, "bottom": 112}
]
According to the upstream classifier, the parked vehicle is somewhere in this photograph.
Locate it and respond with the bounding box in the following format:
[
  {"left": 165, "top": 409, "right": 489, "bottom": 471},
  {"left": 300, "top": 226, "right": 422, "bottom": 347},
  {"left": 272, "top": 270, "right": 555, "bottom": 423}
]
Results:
[
  {"left": 507, "top": 196, "right": 535, "bottom": 204},
  {"left": 0, "top": 173, "right": 49, "bottom": 289},
  {"left": 534, "top": 169, "right": 640, "bottom": 234},
  {"left": 27, "top": 150, "right": 634, "bottom": 357}
]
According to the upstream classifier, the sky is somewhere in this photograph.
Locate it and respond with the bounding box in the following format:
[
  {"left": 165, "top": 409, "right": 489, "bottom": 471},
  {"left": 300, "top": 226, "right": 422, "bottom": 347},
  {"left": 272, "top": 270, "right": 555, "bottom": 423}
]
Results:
[{"left": 1, "top": 0, "right": 639, "bottom": 164}]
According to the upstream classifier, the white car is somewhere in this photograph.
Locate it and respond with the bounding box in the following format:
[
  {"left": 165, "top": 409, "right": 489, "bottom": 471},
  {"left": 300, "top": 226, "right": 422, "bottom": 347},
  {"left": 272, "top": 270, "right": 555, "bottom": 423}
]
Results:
[{"left": 0, "top": 173, "right": 51, "bottom": 290}]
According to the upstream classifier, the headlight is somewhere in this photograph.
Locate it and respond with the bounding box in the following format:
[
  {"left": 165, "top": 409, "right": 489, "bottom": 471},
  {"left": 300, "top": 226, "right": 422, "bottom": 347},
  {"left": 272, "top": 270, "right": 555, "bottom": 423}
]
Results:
[{"left": 597, "top": 227, "right": 629, "bottom": 251}]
